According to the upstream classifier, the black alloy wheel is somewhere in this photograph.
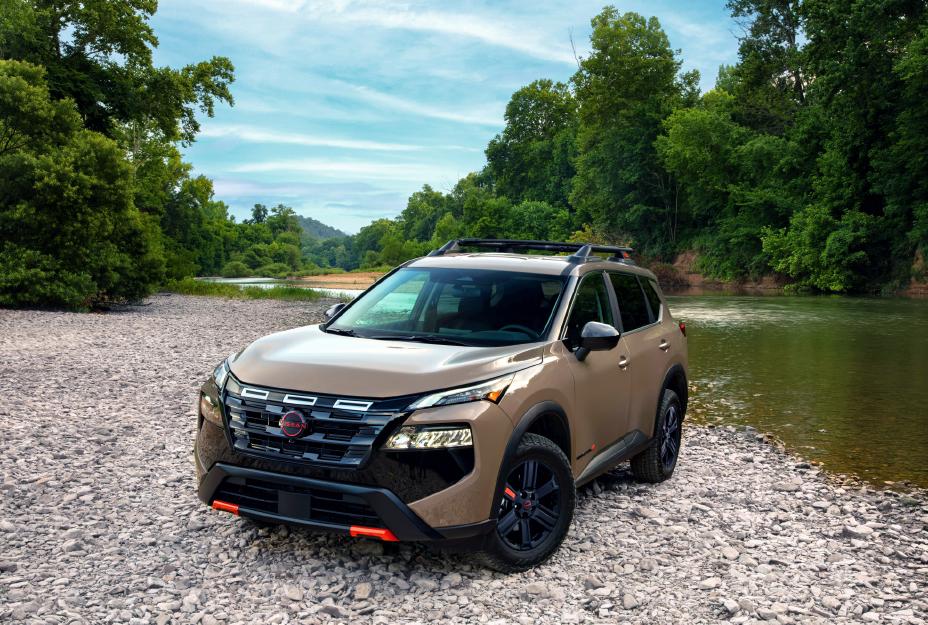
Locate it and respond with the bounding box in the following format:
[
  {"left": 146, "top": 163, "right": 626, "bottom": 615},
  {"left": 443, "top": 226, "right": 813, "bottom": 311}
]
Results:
[
  {"left": 497, "top": 458, "right": 562, "bottom": 550},
  {"left": 660, "top": 402, "right": 682, "bottom": 471},
  {"left": 478, "top": 433, "right": 575, "bottom": 572}
]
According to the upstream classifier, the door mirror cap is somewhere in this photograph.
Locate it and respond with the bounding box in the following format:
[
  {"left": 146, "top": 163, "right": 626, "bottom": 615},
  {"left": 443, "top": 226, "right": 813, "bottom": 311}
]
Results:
[
  {"left": 323, "top": 302, "right": 347, "bottom": 321},
  {"left": 576, "top": 321, "right": 621, "bottom": 362}
]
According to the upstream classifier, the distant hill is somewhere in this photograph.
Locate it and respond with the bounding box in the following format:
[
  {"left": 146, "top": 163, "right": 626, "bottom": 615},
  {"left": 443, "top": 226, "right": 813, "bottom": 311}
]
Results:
[{"left": 296, "top": 215, "right": 346, "bottom": 239}]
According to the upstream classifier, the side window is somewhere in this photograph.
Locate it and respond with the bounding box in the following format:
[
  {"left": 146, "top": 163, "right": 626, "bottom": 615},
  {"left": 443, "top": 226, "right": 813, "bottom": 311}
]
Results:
[
  {"left": 608, "top": 272, "right": 651, "bottom": 332},
  {"left": 643, "top": 280, "right": 663, "bottom": 322},
  {"left": 564, "top": 273, "right": 615, "bottom": 349}
]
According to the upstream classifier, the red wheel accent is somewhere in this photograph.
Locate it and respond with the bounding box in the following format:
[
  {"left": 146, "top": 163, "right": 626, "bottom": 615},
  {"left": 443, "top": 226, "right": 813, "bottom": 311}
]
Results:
[{"left": 504, "top": 487, "right": 516, "bottom": 500}]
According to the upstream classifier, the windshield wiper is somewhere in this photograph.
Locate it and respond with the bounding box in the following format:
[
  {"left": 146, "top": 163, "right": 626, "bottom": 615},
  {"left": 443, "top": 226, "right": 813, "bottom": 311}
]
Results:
[
  {"left": 324, "top": 327, "right": 358, "bottom": 337},
  {"left": 367, "top": 334, "right": 472, "bottom": 346}
]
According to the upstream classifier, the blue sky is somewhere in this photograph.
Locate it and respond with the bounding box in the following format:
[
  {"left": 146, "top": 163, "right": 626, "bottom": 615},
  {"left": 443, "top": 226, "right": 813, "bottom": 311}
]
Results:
[{"left": 151, "top": 1, "right": 740, "bottom": 233}]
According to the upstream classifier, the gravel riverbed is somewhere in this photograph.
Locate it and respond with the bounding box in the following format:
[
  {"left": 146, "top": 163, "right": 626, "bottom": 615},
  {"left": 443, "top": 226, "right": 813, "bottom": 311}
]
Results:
[{"left": 1, "top": 295, "right": 926, "bottom": 625}]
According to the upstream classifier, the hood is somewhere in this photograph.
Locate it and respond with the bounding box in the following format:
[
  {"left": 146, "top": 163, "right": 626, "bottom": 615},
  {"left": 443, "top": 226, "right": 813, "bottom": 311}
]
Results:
[{"left": 228, "top": 325, "right": 544, "bottom": 398}]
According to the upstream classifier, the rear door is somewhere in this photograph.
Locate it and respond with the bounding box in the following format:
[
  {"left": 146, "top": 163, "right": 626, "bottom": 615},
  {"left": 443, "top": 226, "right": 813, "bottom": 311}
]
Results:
[
  {"left": 608, "top": 272, "right": 671, "bottom": 438},
  {"left": 562, "top": 272, "right": 631, "bottom": 452}
]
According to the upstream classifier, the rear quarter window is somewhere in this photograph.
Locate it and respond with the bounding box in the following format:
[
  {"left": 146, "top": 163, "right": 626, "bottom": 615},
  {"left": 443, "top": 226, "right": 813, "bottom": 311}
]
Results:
[{"left": 643, "top": 279, "right": 663, "bottom": 322}]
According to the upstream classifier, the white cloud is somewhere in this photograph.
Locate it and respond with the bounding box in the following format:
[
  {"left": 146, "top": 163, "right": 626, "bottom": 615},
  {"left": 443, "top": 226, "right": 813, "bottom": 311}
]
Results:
[
  {"left": 231, "top": 158, "right": 461, "bottom": 182},
  {"left": 200, "top": 124, "right": 422, "bottom": 151},
  {"left": 229, "top": 0, "right": 577, "bottom": 64},
  {"left": 335, "top": 81, "right": 503, "bottom": 126}
]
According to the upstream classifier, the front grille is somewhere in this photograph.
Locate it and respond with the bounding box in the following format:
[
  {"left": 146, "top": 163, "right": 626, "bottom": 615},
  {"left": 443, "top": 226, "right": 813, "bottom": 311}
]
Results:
[
  {"left": 214, "top": 476, "right": 381, "bottom": 527},
  {"left": 222, "top": 376, "right": 412, "bottom": 468}
]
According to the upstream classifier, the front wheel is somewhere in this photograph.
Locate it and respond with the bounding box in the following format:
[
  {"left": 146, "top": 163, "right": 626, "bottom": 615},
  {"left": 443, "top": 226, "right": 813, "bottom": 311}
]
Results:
[
  {"left": 631, "top": 388, "right": 683, "bottom": 483},
  {"left": 477, "top": 433, "right": 575, "bottom": 572}
]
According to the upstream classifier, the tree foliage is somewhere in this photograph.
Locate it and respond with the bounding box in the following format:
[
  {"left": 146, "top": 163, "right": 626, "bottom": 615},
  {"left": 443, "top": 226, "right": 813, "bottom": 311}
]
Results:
[{"left": 341, "top": 2, "right": 928, "bottom": 293}]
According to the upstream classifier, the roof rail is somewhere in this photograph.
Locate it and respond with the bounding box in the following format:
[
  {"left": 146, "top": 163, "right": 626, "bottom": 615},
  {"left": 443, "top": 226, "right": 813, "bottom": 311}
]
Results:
[{"left": 426, "top": 239, "right": 635, "bottom": 264}]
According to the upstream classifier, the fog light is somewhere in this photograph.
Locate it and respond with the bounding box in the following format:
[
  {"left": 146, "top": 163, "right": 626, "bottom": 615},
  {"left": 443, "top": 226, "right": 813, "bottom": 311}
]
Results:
[
  {"left": 200, "top": 393, "right": 221, "bottom": 425},
  {"left": 383, "top": 425, "right": 472, "bottom": 449}
]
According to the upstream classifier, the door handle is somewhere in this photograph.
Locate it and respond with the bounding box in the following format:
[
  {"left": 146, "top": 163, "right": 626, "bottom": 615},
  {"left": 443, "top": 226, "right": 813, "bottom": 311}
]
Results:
[
  {"left": 618, "top": 356, "right": 629, "bottom": 370},
  {"left": 659, "top": 339, "right": 670, "bottom": 352}
]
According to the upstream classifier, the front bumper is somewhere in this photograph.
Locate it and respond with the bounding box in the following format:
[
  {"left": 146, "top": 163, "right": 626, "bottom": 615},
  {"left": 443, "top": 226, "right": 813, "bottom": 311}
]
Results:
[{"left": 195, "top": 376, "right": 511, "bottom": 541}]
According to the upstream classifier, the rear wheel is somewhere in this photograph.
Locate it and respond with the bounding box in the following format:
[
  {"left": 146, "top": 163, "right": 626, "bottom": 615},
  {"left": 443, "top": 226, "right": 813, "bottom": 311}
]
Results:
[
  {"left": 631, "top": 389, "right": 683, "bottom": 483},
  {"left": 477, "top": 433, "right": 575, "bottom": 572}
]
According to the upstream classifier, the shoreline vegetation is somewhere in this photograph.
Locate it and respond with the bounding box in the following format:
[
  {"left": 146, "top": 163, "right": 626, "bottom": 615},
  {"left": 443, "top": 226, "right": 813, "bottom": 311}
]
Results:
[{"left": 163, "top": 278, "right": 323, "bottom": 302}]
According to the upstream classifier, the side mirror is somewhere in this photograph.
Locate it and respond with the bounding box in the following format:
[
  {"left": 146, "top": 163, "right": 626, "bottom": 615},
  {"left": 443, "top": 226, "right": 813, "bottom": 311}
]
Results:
[
  {"left": 323, "top": 302, "right": 347, "bottom": 321},
  {"left": 575, "top": 321, "right": 621, "bottom": 362}
]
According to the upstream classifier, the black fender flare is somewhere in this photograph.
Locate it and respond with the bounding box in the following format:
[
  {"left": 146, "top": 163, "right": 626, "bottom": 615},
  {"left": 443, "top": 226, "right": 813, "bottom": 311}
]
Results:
[
  {"left": 489, "top": 401, "right": 570, "bottom": 520},
  {"left": 652, "top": 364, "right": 688, "bottom": 436}
]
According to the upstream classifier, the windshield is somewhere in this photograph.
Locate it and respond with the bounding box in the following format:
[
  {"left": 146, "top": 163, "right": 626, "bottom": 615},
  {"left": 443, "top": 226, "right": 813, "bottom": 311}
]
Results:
[{"left": 327, "top": 268, "right": 566, "bottom": 346}]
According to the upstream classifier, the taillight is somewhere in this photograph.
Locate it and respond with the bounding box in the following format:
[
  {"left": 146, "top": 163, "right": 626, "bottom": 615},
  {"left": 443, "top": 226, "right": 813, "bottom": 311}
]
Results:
[{"left": 678, "top": 321, "right": 686, "bottom": 337}]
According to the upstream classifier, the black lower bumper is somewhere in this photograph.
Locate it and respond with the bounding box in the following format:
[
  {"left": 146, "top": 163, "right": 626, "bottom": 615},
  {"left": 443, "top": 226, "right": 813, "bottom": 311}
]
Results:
[{"left": 199, "top": 463, "right": 493, "bottom": 544}]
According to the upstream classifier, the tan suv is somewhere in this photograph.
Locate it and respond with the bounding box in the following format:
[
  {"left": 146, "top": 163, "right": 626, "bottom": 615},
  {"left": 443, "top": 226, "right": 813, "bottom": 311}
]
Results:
[{"left": 195, "top": 239, "right": 688, "bottom": 571}]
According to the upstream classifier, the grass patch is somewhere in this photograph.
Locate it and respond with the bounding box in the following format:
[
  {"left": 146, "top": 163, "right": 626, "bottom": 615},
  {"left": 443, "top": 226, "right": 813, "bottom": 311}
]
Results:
[{"left": 164, "top": 278, "right": 324, "bottom": 301}]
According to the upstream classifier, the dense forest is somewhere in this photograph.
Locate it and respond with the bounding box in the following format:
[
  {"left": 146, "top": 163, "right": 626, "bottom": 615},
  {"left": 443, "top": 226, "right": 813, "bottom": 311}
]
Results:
[
  {"left": 332, "top": 1, "right": 928, "bottom": 294},
  {"left": 1, "top": 1, "right": 927, "bottom": 309}
]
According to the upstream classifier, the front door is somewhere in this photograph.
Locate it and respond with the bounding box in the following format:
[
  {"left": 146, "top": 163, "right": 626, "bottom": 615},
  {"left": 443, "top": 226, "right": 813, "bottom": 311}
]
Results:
[{"left": 563, "top": 272, "right": 630, "bottom": 454}]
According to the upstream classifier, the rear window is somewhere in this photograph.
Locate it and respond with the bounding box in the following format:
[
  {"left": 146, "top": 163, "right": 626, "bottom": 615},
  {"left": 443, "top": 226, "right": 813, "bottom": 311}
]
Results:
[{"left": 608, "top": 272, "right": 651, "bottom": 332}]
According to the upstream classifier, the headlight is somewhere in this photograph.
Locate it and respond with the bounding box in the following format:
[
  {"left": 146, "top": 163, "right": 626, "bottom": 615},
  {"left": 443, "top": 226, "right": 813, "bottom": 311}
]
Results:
[
  {"left": 383, "top": 425, "right": 473, "bottom": 449},
  {"left": 211, "top": 352, "right": 238, "bottom": 389},
  {"left": 407, "top": 374, "right": 514, "bottom": 410}
]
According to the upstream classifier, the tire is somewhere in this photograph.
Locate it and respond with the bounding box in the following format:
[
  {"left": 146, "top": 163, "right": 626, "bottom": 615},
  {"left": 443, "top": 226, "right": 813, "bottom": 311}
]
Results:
[
  {"left": 631, "top": 389, "right": 683, "bottom": 483},
  {"left": 477, "top": 433, "right": 576, "bottom": 573}
]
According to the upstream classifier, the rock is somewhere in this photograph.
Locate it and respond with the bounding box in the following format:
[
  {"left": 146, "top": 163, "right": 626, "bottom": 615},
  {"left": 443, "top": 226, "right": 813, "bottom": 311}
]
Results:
[
  {"left": 622, "top": 593, "right": 639, "bottom": 610},
  {"left": 773, "top": 480, "right": 801, "bottom": 493},
  {"left": 0, "top": 561, "right": 17, "bottom": 572},
  {"left": 0, "top": 520, "right": 15, "bottom": 532},
  {"left": 757, "top": 607, "right": 778, "bottom": 620},
  {"left": 699, "top": 577, "right": 721, "bottom": 590},
  {"left": 523, "top": 582, "right": 548, "bottom": 597},
  {"left": 354, "top": 582, "right": 372, "bottom": 600},
  {"left": 282, "top": 585, "right": 303, "bottom": 602},
  {"left": 822, "top": 596, "right": 841, "bottom": 610},
  {"left": 721, "top": 546, "right": 740, "bottom": 560},
  {"left": 61, "top": 539, "right": 83, "bottom": 552},
  {"left": 319, "top": 604, "right": 349, "bottom": 618},
  {"left": 723, "top": 599, "right": 740, "bottom": 614},
  {"left": 843, "top": 525, "right": 874, "bottom": 539},
  {"left": 583, "top": 575, "right": 604, "bottom": 589}
]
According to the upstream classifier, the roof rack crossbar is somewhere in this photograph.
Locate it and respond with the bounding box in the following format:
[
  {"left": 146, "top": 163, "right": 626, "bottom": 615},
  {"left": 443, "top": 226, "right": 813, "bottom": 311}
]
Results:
[{"left": 426, "top": 239, "right": 635, "bottom": 264}]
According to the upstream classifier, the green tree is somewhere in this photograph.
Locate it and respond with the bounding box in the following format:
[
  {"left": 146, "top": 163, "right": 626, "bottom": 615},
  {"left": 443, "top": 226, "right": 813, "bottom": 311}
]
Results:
[
  {"left": 0, "top": 60, "right": 164, "bottom": 308},
  {"left": 485, "top": 79, "right": 577, "bottom": 207},
  {"left": 570, "top": 9, "right": 698, "bottom": 254},
  {"left": 0, "top": 0, "right": 234, "bottom": 143}
]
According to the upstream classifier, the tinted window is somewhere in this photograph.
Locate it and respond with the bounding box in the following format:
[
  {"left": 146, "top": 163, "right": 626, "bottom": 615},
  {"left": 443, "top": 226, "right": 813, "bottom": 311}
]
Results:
[
  {"left": 643, "top": 280, "right": 663, "bottom": 322},
  {"left": 564, "top": 273, "right": 615, "bottom": 349},
  {"left": 329, "top": 268, "right": 565, "bottom": 346},
  {"left": 608, "top": 273, "right": 651, "bottom": 331}
]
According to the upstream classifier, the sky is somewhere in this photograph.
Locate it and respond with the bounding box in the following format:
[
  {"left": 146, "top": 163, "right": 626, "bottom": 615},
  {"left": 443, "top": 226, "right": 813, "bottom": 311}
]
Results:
[{"left": 151, "top": 0, "right": 741, "bottom": 233}]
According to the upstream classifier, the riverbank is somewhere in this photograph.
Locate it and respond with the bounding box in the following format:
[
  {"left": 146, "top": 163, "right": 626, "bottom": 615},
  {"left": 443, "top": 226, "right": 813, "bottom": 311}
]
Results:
[{"left": 1, "top": 295, "right": 925, "bottom": 624}]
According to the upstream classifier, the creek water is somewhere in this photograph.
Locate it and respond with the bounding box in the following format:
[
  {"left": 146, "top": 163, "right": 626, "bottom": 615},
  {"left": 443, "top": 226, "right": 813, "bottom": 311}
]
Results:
[{"left": 667, "top": 294, "right": 928, "bottom": 488}]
